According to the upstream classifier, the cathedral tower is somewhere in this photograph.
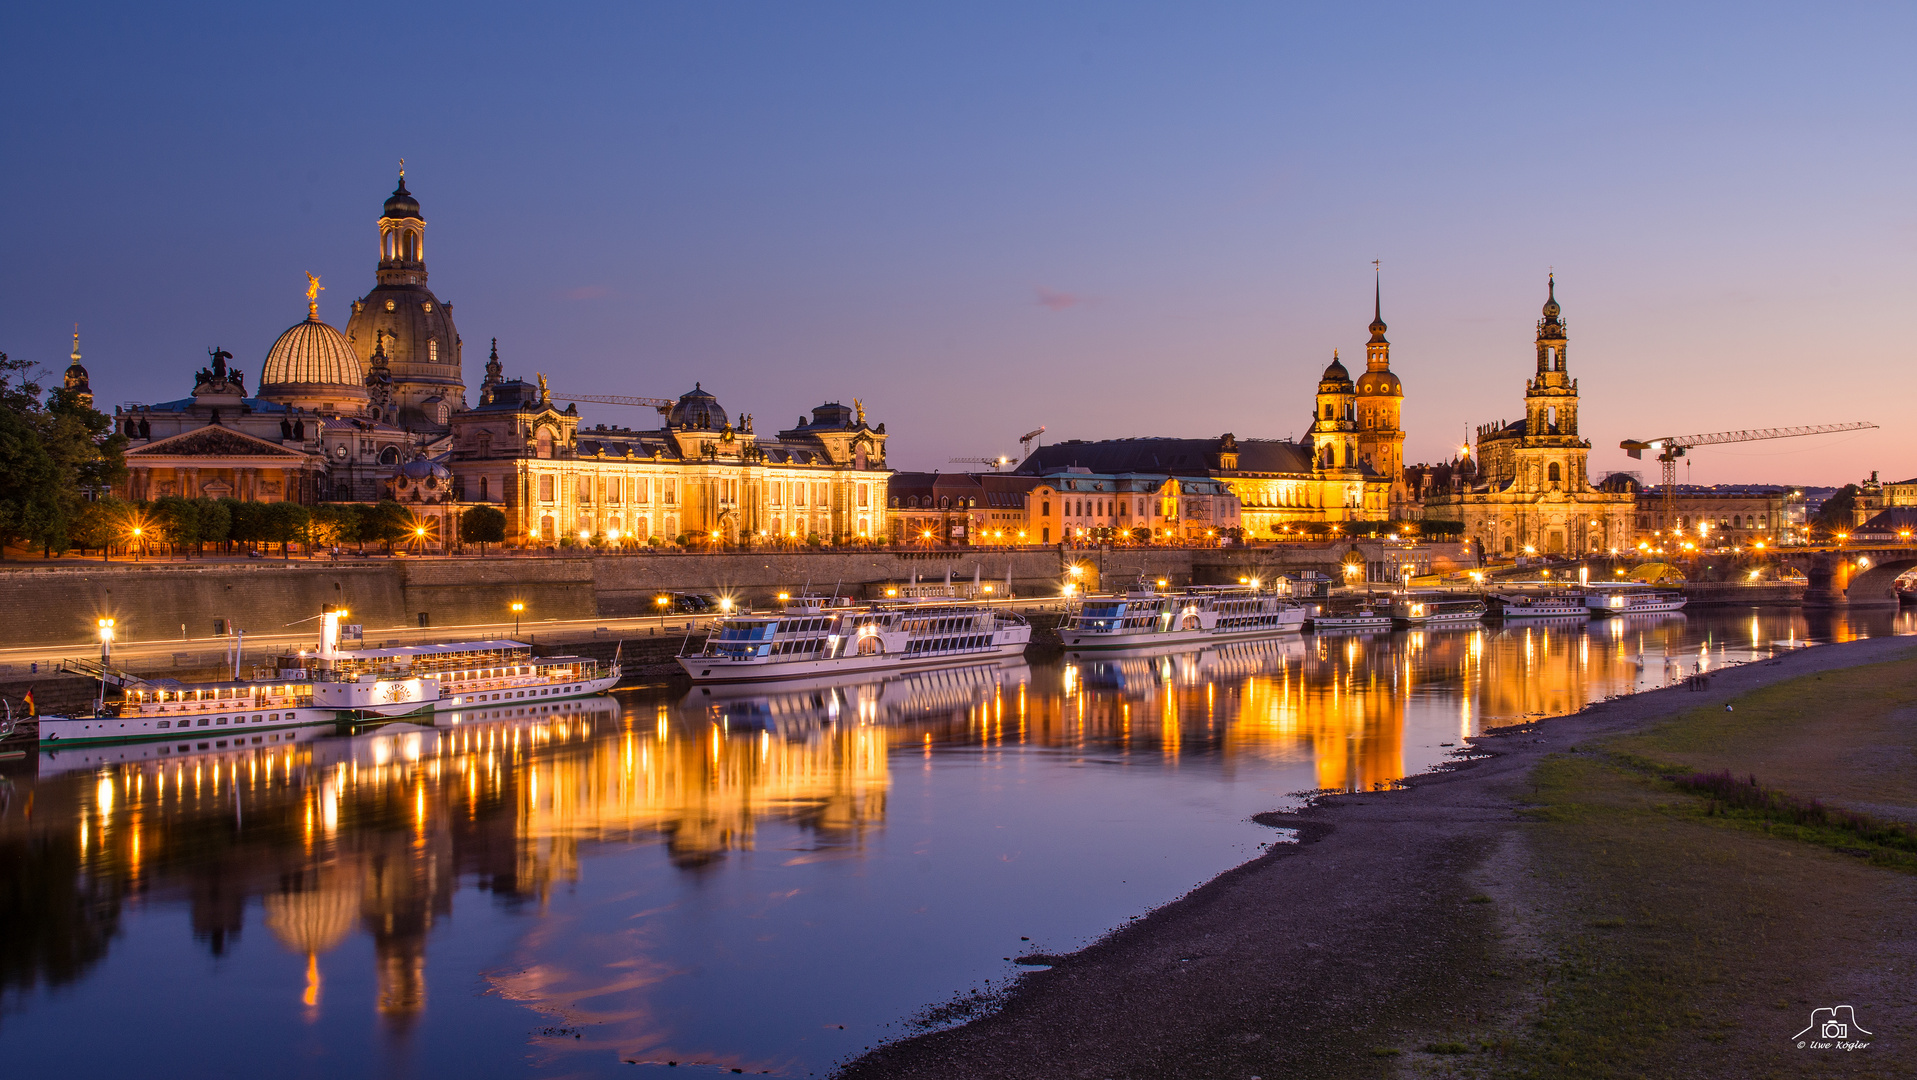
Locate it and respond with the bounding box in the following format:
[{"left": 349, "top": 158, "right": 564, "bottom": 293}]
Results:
[
  {"left": 345, "top": 171, "right": 466, "bottom": 431},
  {"left": 1523, "top": 275, "right": 1579, "bottom": 446},
  {"left": 1352, "top": 277, "right": 1405, "bottom": 502},
  {"left": 1309, "top": 350, "right": 1359, "bottom": 472}
]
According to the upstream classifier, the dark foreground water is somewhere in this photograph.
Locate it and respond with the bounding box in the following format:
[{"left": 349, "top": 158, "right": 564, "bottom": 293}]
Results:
[{"left": 3, "top": 607, "right": 1911, "bottom": 1077}]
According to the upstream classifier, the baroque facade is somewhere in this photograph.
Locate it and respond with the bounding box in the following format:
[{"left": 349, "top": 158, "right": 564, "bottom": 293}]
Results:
[
  {"left": 112, "top": 174, "right": 891, "bottom": 544},
  {"left": 447, "top": 368, "right": 890, "bottom": 545},
  {"left": 1005, "top": 286, "right": 1403, "bottom": 533},
  {"left": 1423, "top": 278, "right": 1633, "bottom": 556}
]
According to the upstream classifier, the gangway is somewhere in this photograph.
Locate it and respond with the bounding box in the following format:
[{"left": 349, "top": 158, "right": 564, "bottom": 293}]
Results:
[{"left": 60, "top": 657, "right": 151, "bottom": 688}]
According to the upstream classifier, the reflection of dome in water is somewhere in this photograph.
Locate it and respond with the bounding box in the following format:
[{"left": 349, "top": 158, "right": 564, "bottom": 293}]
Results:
[{"left": 264, "top": 884, "right": 357, "bottom": 957}]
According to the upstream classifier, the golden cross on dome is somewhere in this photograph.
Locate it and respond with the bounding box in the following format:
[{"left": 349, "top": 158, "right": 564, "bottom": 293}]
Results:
[{"left": 399, "top": 157, "right": 405, "bottom": 179}]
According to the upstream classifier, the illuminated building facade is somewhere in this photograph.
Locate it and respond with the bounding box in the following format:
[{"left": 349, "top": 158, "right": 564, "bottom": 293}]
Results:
[
  {"left": 1423, "top": 277, "right": 1633, "bottom": 556},
  {"left": 448, "top": 370, "right": 891, "bottom": 545}
]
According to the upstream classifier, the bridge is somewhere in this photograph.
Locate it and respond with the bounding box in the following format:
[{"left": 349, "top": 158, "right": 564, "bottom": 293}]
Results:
[{"left": 1771, "top": 544, "right": 1917, "bottom": 607}]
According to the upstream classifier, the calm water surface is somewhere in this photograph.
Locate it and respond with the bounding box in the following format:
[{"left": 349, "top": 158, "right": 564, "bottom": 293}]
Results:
[{"left": 3, "top": 607, "right": 1911, "bottom": 1077}]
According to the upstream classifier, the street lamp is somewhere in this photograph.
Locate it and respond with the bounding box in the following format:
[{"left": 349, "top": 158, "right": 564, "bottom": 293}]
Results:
[
  {"left": 130, "top": 525, "right": 143, "bottom": 562},
  {"left": 510, "top": 601, "right": 524, "bottom": 636}
]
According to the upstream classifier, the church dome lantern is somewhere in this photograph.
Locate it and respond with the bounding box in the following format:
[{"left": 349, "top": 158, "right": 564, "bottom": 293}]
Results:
[{"left": 344, "top": 168, "right": 466, "bottom": 431}]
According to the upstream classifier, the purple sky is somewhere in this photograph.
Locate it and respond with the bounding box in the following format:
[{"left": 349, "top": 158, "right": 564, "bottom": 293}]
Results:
[{"left": 3, "top": 2, "right": 1910, "bottom": 484}]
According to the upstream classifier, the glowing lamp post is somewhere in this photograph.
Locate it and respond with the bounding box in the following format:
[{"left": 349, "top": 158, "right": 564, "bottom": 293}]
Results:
[{"left": 510, "top": 601, "right": 524, "bottom": 637}]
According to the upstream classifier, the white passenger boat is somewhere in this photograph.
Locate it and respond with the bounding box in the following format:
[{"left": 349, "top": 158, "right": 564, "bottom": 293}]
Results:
[
  {"left": 1493, "top": 592, "right": 1591, "bottom": 621},
  {"left": 1059, "top": 586, "right": 1307, "bottom": 651},
  {"left": 1308, "top": 601, "right": 1394, "bottom": 632},
  {"left": 1389, "top": 592, "right": 1487, "bottom": 629},
  {"left": 38, "top": 608, "right": 620, "bottom": 747},
  {"left": 678, "top": 598, "right": 1031, "bottom": 684},
  {"left": 1583, "top": 586, "right": 1688, "bottom": 616}
]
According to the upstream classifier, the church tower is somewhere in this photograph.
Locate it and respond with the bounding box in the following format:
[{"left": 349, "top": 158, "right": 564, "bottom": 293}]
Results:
[
  {"left": 1352, "top": 276, "right": 1405, "bottom": 504},
  {"left": 345, "top": 170, "right": 467, "bottom": 431},
  {"left": 1513, "top": 275, "right": 1590, "bottom": 496},
  {"left": 1309, "top": 350, "right": 1359, "bottom": 473},
  {"left": 62, "top": 328, "right": 93, "bottom": 409}
]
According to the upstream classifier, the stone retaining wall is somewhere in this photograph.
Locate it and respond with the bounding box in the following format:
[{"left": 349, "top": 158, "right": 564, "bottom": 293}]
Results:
[{"left": 0, "top": 543, "right": 1446, "bottom": 649}]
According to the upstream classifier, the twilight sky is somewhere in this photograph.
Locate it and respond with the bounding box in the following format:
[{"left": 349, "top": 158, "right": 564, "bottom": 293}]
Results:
[{"left": 3, "top": 2, "right": 1910, "bottom": 484}]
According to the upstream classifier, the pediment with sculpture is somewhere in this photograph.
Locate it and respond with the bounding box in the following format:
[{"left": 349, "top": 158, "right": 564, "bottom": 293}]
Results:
[{"left": 129, "top": 425, "right": 310, "bottom": 460}]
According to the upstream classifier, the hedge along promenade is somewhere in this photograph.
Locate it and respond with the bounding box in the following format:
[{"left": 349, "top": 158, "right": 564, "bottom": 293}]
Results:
[{"left": 836, "top": 636, "right": 1917, "bottom": 1080}]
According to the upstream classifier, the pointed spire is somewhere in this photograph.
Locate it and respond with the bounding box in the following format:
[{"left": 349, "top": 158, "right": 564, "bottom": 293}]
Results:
[
  {"left": 71, "top": 324, "right": 82, "bottom": 363},
  {"left": 1368, "top": 271, "right": 1388, "bottom": 344}
]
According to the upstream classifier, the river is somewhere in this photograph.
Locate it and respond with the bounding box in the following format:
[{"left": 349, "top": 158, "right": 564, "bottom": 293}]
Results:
[{"left": 1, "top": 606, "right": 1909, "bottom": 1077}]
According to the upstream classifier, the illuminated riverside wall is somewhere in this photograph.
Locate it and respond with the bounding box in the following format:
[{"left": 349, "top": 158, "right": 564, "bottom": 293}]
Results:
[{"left": 0, "top": 543, "right": 1447, "bottom": 648}]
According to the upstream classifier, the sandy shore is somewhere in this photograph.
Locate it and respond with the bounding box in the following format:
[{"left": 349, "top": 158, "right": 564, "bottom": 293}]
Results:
[{"left": 833, "top": 634, "right": 1917, "bottom": 1080}]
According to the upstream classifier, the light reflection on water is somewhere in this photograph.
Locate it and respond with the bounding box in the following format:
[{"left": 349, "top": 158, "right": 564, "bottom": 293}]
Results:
[{"left": 1, "top": 607, "right": 1910, "bottom": 1077}]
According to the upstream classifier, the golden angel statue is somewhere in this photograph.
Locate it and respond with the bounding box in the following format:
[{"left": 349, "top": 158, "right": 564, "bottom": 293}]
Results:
[
  {"left": 853, "top": 398, "right": 865, "bottom": 426},
  {"left": 305, "top": 273, "right": 324, "bottom": 302}
]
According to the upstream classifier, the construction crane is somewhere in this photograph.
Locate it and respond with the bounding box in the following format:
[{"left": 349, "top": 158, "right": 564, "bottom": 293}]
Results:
[
  {"left": 1017, "top": 426, "right": 1046, "bottom": 455},
  {"left": 1620, "top": 422, "right": 1877, "bottom": 530},
  {"left": 950, "top": 456, "right": 1013, "bottom": 472},
  {"left": 550, "top": 391, "right": 675, "bottom": 415}
]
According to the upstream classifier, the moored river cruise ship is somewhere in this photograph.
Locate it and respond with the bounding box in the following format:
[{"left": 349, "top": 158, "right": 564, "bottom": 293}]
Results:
[
  {"left": 1583, "top": 585, "right": 1688, "bottom": 616},
  {"left": 1388, "top": 592, "right": 1487, "bottom": 629},
  {"left": 38, "top": 608, "right": 619, "bottom": 747},
  {"left": 679, "top": 598, "right": 1031, "bottom": 683},
  {"left": 1060, "top": 586, "right": 1308, "bottom": 650}
]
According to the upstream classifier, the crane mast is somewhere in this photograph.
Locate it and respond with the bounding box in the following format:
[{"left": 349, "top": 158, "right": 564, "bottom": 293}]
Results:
[{"left": 1620, "top": 422, "right": 1876, "bottom": 532}]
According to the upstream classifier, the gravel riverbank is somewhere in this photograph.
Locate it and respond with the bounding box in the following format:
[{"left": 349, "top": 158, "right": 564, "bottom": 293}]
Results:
[{"left": 835, "top": 634, "right": 1917, "bottom": 1080}]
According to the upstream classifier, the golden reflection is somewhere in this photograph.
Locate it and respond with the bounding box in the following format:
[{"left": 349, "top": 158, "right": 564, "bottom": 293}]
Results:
[{"left": 13, "top": 609, "right": 1853, "bottom": 1039}]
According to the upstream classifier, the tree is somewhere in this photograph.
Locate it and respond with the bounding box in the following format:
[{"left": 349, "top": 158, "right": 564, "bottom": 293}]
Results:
[
  {"left": 1421, "top": 519, "right": 1467, "bottom": 538},
  {"left": 356, "top": 500, "right": 411, "bottom": 553},
  {"left": 1813, "top": 485, "right": 1860, "bottom": 535},
  {"left": 307, "top": 505, "right": 361, "bottom": 551},
  {"left": 149, "top": 496, "right": 202, "bottom": 557},
  {"left": 227, "top": 500, "right": 270, "bottom": 554},
  {"left": 0, "top": 351, "right": 126, "bottom": 557},
  {"left": 1130, "top": 526, "right": 1151, "bottom": 543},
  {"left": 70, "top": 498, "right": 130, "bottom": 557},
  {"left": 0, "top": 407, "right": 61, "bottom": 558},
  {"left": 460, "top": 505, "right": 507, "bottom": 552},
  {"left": 192, "top": 498, "right": 231, "bottom": 553},
  {"left": 262, "top": 502, "right": 311, "bottom": 559}
]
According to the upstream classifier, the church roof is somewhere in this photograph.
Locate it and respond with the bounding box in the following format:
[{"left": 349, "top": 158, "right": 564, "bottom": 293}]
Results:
[
  {"left": 261, "top": 311, "right": 367, "bottom": 394},
  {"left": 1355, "top": 370, "right": 1401, "bottom": 396},
  {"left": 1014, "top": 437, "right": 1316, "bottom": 477},
  {"left": 383, "top": 176, "right": 421, "bottom": 220}
]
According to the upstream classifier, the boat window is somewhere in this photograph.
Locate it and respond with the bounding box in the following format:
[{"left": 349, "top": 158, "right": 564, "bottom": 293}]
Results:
[
  {"left": 217, "top": 717, "right": 228, "bottom": 725},
  {"left": 158, "top": 720, "right": 170, "bottom": 729}
]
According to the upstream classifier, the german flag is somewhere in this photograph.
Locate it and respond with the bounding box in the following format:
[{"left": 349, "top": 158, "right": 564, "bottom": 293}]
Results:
[{"left": 22, "top": 689, "right": 35, "bottom": 717}]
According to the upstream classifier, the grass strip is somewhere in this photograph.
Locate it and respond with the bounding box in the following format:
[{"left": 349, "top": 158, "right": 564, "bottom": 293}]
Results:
[{"left": 1672, "top": 769, "right": 1917, "bottom": 856}]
